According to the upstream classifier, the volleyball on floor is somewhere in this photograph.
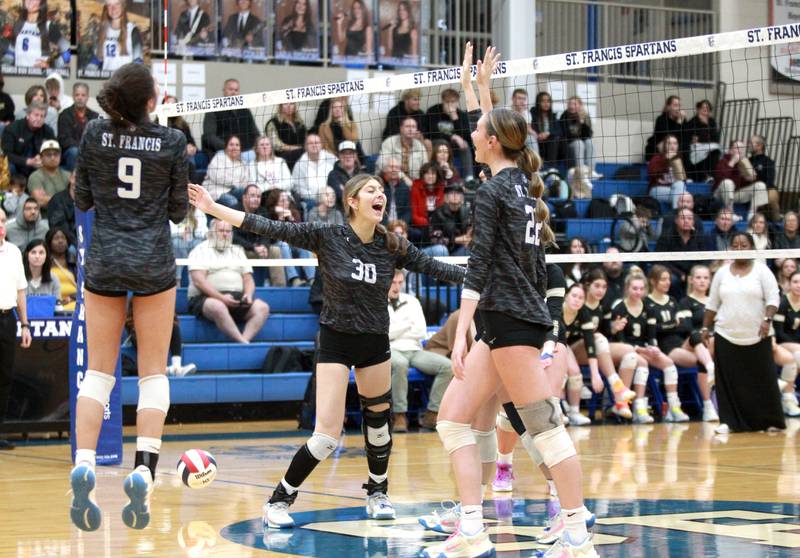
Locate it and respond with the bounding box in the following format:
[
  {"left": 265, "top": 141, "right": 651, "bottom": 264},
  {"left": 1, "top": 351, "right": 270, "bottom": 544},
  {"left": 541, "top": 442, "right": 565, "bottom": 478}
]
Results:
[{"left": 177, "top": 449, "right": 217, "bottom": 489}]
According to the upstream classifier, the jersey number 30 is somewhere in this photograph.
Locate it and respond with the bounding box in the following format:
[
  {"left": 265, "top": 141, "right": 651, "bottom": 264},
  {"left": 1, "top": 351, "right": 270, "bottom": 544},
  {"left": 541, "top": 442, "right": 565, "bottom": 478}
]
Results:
[
  {"left": 351, "top": 258, "right": 376, "bottom": 284},
  {"left": 117, "top": 158, "right": 141, "bottom": 199},
  {"left": 524, "top": 205, "right": 542, "bottom": 246}
]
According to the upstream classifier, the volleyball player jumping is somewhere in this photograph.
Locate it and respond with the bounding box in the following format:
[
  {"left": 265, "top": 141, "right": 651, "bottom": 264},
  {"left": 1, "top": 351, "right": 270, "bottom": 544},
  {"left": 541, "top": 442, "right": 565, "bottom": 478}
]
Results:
[{"left": 70, "top": 63, "right": 189, "bottom": 531}]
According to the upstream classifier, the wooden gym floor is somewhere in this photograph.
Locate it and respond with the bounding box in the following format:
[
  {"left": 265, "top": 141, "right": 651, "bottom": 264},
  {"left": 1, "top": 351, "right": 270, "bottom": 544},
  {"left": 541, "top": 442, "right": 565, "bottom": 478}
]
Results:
[{"left": 2, "top": 419, "right": 799, "bottom": 557}]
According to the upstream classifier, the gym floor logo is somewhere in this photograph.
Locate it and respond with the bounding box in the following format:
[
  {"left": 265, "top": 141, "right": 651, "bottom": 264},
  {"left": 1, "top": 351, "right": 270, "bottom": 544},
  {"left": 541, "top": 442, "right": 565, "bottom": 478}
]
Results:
[{"left": 222, "top": 498, "right": 800, "bottom": 557}]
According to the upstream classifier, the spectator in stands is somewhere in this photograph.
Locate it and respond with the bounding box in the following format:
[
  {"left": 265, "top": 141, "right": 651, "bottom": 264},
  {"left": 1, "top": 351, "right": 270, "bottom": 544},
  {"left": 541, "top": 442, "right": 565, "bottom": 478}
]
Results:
[
  {"left": 656, "top": 207, "right": 707, "bottom": 292},
  {"left": 2, "top": 101, "right": 55, "bottom": 177},
  {"left": 6, "top": 198, "right": 48, "bottom": 250},
  {"left": 161, "top": 94, "right": 199, "bottom": 181},
  {"left": 430, "top": 140, "right": 461, "bottom": 186},
  {"left": 531, "top": 91, "right": 561, "bottom": 169},
  {"left": 45, "top": 74, "right": 72, "bottom": 112},
  {"left": 658, "top": 191, "right": 701, "bottom": 239},
  {"left": 425, "top": 88, "right": 473, "bottom": 180},
  {"left": 776, "top": 258, "right": 797, "bottom": 295},
  {"left": 201, "top": 79, "right": 259, "bottom": 160},
  {"left": 28, "top": 140, "right": 69, "bottom": 212},
  {"left": 713, "top": 139, "right": 769, "bottom": 221},
  {"left": 649, "top": 95, "right": 686, "bottom": 159},
  {"left": 312, "top": 96, "right": 354, "bottom": 132},
  {"left": 684, "top": 99, "right": 721, "bottom": 182},
  {"left": 382, "top": 159, "right": 412, "bottom": 225},
  {"left": 203, "top": 135, "right": 250, "bottom": 207},
  {"left": 187, "top": 218, "right": 271, "bottom": 343},
  {"left": 774, "top": 211, "right": 800, "bottom": 251},
  {"left": 560, "top": 95, "right": 599, "bottom": 179},
  {"left": 508, "top": 88, "right": 538, "bottom": 152},
  {"left": 0, "top": 72, "right": 15, "bottom": 132},
  {"left": 326, "top": 140, "right": 361, "bottom": 205},
  {"left": 23, "top": 238, "right": 60, "bottom": 297},
  {"left": 561, "top": 236, "right": 592, "bottom": 286},
  {"left": 307, "top": 186, "right": 345, "bottom": 226},
  {"left": 429, "top": 183, "right": 471, "bottom": 256},
  {"left": 251, "top": 136, "right": 292, "bottom": 192},
  {"left": 47, "top": 171, "right": 76, "bottom": 244},
  {"left": 57, "top": 82, "right": 99, "bottom": 171},
  {"left": 707, "top": 207, "right": 736, "bottom": 252},
  {"left": 171, "top": 203, "right": 209, "bottom": 283},
  {"left": 648, "top": 134, "right": 687, "bottom": 209},
  {"left": 703, "top": 231, "right": 784, "bottom": 434},
  {"left": 266, "top": 102, "right": 307, "bottom": 170},
  {"left": 748, "top": 212, "right": 771, "bottom": 263},
  {"left": 125, "top": 304, "right": 196, "bottom": 378},
  {"left": 748, "top": 134, "right": 781, "bottom": 222},
  {"left": 14, "top": 85, "right": 58, "bottom": 135},
  {"left": 1, "top": 175, "right": 28, "bottom": 221},
  {"left": 615, "top": 206, "right": 654, "bottom": 253},
  {"left": 318, "top": 98, "right": 362, "bottom": 158},
  {"left": 377, "top": 116, "right": 429, "bottom": 179},
  {"left": 263, "top": 188, "right": 315, "bottom": 284},
  {"left": 410, "top": 162, "right": 445, "bottom": 239},
  {"left": 291, "top": 133, "right": 337, "bottom": 209},
  {"left": 382, "top": 88, "right": 425, "bottom": 141},
  {"left": 46, "top": 227, "right": 76, "bottom": 312},
  {"left": 388, "top": 269, "right": 453, "bottom": 432},
  {"left": 602, "top": 246, "right": 624, "bottom": 308}
]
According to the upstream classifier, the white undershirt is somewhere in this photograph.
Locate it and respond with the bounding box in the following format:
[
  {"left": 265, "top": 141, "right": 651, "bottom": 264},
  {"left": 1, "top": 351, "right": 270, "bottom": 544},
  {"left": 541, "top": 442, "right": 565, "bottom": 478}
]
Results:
[{"left": 0, "top": 240, "right": 27, "bottom": 309}]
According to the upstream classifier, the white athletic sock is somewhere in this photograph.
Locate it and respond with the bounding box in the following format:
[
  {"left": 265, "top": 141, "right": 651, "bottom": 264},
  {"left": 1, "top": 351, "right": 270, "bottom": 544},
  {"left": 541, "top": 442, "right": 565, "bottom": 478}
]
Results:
[
  {"left": 281, "top": 478, "right": 299, "bottom": 495},
  {"left": 783, "top": 392, "right": 799, "bottom": 403},
  {"left": 497, "top": 451, "right": 513, "bottom": 465},
  {"left": 608, "top": 373, "right": 624, "bottom": 391},
  {"left": 546, "top": 479, "right": 558, "bottom": 498},
  {"left": 75, "top": 449, "right": 96, "bottom": 468},
  {"left": 569, "top": 404, "right": 580, "bottom": 414},
  {"left": 563, "top": 506, "right": 589, "bottom": 543},
  {"left": 136, "top": 436, "right": 162, "bottom": 454},
  {"left": 459, "top": 505, "right": 484, "bottom": 536},
  {"left": 667, "top": 392, "right": 681, "bottom": 408},
  {"left": 703, "top": 399, "right": 716, "bottom": 410},
  {"left": 480, "top": 484, "right": 487, "bottom": 502},
  {"left": 705, "top": 362, "right": 715, "bottom": 376},
  {"left": 634, "top": 397, "right": 648, "bottom": 412},
  {"left": 171, "top": 355, "right": 182, "bottom": 369}
]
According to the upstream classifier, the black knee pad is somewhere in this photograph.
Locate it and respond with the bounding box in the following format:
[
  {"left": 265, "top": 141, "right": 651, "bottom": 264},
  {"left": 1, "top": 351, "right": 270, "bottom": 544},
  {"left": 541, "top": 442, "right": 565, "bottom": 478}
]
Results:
[
  {"left": 501, "top": 401, "right": 528, "bottom": 437},
  {"left": 360, "top": 390, "right": 393, "bottom": 462}
]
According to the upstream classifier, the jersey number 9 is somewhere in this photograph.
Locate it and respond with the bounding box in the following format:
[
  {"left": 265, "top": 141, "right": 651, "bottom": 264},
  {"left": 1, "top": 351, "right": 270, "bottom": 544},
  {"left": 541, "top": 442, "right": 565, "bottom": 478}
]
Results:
[
  {"left": 117, "top": 157, "right": 142, "bottom": 199},
  {"left": 524, "top": 205, "right": 542, "bottom": 246}
]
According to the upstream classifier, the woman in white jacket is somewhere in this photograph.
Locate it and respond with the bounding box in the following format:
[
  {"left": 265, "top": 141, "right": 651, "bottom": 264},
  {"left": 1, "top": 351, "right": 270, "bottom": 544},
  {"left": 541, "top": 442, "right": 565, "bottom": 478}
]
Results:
[
  {"left": 202, "top": 135, "right": 250, "bottom": 207},
  {"left": 250, "top": 136, "right": 292, "bottom": 192}
]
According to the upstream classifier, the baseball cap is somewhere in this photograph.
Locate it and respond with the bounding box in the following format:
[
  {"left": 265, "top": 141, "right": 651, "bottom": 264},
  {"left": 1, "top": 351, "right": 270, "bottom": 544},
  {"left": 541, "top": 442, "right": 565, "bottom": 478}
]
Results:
[
  {"left": 40, "top": 140, "right": 61, "bottom": 153},
  {"left": 338, "top": 140, "right": 357, "bottom": 152}
]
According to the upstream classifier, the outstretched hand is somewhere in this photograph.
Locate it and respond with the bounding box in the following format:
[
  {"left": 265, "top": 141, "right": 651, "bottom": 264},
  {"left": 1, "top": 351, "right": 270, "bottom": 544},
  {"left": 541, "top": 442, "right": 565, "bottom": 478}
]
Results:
[
  {"left": 188, "top": 183, "right": 214, "bottom": 213},
  {"left": 460, "top": 41, "right": 474, "bottom": 88},
  {"left": 476, "top": 45, "right": 500, "bottom": 89}
]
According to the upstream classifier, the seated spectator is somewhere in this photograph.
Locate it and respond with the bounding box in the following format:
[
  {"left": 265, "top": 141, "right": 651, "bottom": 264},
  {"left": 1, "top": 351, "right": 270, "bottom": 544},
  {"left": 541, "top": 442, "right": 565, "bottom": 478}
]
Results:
[
  {"left": 6, "top": 198, "right": 48, "bottom": 250},
  {"left": 430, "top": 140, "right": 461, "bottom": 186},
  {"left": 655, "top": 207, "right": 708, "bottom": 292},
  {"left": 381, "top": 158, "right": 412, "bottom": 225},
  {"left": 0, "top": 72, "right": 15, "bottom": 132},
  {"left": 425, "top": 88, "right": 473, "bottom": 180},
  {"left": 326, "top": 140, "right": 361, "bottom": 204},
  {"left": 45, "top": 74, "right": 72, "bottom": 112},
  {"left": 171, "top": 204, "right": 209, "bottom": 282},
  {"left": 509, "top": 88, "right": 538, "bottom": 152},
  {"left": 125, "top": 302, "right": 197, "bottom": 378},
  {"left": 560, "top": 96, "right": 598, "bottom": 179},
  {"left": 187, "top": 219, "right": 271, "bottom": 343},
  {"left": 161, "top": 94, "right": 199, "bottom": 181},
  {"left": 47, "top": 171, "right": 76, "bottom": 244},
  {"left": 531, "top": 91, "right": 561, "bottom": 168},
  {"left": 265, "top": 102, "right": 307, "bottom": 170},
  {"left": 648, "top": 95, "right": 686, "bottom": 159},
  {"left": 203, "top": 135, "right": 250, "bottom": 207},
  {"left": 601, "top": 246, "right": 624, "bottom": 309},
  {"left": 748, "top": 134, "right": 781, "bottom": 222},
  {"left": 312, "top": 96, "right": 354, "bottom": 131},
  {"left": 615, "top": 206, "right": 654, "bottom": 253},
  {"left": 683, "top": 99, "right": 721, "bottom": 182},
  {"left": 707, "top": 207, "right": 736, "bottom": 252},
  {"left": 382, "top": 88, "right": 425, "bottom": 141},
  {"left": 658, "top": 191, "right": 701, "bottom": 239},
  {"left": 231, "top": 184, "right": 287, "bottom": 287},
  {"left": 250, "top": 136, "right": 292, "bottom": 192},
  {"left": 201, "top": 79, "right": 258, "bottom": 161},
  {"left": 376, "top": 116, "right": 429, "bottom": 179},
  {"left": 23, "top": 238, "right": 60, "bottom": 297},
  {"left": 1, "top": 174, "right": 28, "bottom": 220},
  {"left": 777, "top": 258, "right": 797, "bottom": 295},
  {"left": 14, "top": 85, "right": 58, "bottom": 135},
  {"left": 713, "top": 140, "right": 769, "bottom": 221},
  {"left": 648, "top": 135, "right": 687, "bottom": 209},
  {"left": 429, "top": 183, "right": 471, "bottom": 256},
  {"left": 410, "top": 162, "right": 445, "bottom": 238},
  {"left": 263, "top": 188, "right": 316, "bottom": 284},
  {"left": 561, "top": 236, "right": 593, "bottom": 286},
  {"left": 2, "top": 101, "right": 55, "bottom": 177},
  {"left": 46, "top": 227, "right": 76, "bottom": 312},
  {"left": 318, "top": 98, "right": 363, "bottom": 158},
  {"left": 748, "top": 212, "right": 770, "bottom": 263},
  {"left": 774, "top": 211, "right": 800, "bottom": 250},
  {"left": 291, "top": 133, "right": 337, "bottom": 209},
  {"left": 28, "top": 140, "right": 69, "bottom": 212},
  {"left": 57, "top": 82, "right": 99, "bottom": 171},
  {"left": 388, "top": 269, "right": 453, "bottom": 432},
  {"left": 307, "top": 186, "right": 345, "bottom": 226}
]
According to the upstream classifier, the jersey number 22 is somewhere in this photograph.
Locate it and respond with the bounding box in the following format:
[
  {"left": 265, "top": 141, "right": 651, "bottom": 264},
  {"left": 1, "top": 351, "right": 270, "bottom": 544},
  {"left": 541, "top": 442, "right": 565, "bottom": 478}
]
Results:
[
  {"left": 117, "top": 158, "right": 141, "bottom": 199},
  {"left": 524, "top": 205, "right": 542, "bottom": 246}
]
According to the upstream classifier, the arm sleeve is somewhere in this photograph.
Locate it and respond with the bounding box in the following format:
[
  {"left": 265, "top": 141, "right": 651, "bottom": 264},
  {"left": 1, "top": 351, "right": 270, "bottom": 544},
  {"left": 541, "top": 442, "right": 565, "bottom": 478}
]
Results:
[
  {"left": 240, "top": 212, "right": 324, "bottom": 252},
  {"left": 462, "top": 186, "right": 498, "bottom": 298},
  {"left": 397, "top": 242, "right": 466, "bottom": 284},
  {"left": 168, "top": 134, "right": 189, "bottom": 224},
  {"left": 774, "top": 297, "right": 789, "bottom": 344},
  {"left": 74, "top": 129, "right": 93, "bottom": 212},
  {"left": 2, "top": 126, "right": 27, "bottom": 168},
  {"left": 580, "top": 308, "right": 597, "bottom": 357},
  {"left": 27, "top": 173, "right": 44, "bottom": 193},
  {"left": 57, "top": 111, "right": 77, "bottom": 151},
  {"left": 545, "top": 292, "right": 564, "bottom": 346}
]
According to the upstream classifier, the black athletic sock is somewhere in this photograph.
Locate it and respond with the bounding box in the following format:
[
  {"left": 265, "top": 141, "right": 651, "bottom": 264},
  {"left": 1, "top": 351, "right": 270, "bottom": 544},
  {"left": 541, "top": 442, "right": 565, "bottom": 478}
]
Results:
[
  {"left": 135, "top": 450, "right": 159, "bottom": 481},
  {"left": 282, "top": 443, "right": 321, "bottom": 491}
]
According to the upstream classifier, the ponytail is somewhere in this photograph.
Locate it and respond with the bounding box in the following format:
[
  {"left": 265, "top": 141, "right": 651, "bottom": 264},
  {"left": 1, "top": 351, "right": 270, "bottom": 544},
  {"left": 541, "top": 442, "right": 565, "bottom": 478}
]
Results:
[
  {"left": 519, "top": 145, "right": 544, "bottom": 198},
  {"left": 376, "top": 222, "right": 408, "bottom": 255}
]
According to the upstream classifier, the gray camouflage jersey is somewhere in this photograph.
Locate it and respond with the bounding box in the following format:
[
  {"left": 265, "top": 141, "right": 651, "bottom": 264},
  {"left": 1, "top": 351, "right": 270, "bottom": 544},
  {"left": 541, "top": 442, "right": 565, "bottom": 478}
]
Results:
[
  {"left": 240, "top": 213, "right": 466, "bottom": 334},
  {"left": 75, "top": 119, "right": 189, "bottom": 294},
  {"left": 463, "top": 167, "right": 550, "bottom": 327}
]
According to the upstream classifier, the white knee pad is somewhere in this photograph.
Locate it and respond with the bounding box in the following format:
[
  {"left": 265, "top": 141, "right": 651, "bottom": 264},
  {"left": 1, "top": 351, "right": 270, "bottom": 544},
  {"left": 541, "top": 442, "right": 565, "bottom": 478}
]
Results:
[
  {"left": 781, "top": 362, "right": 798, "bottom": 383},
  {"left": 663, "top": 365, "right": 678, "bottom": 387},
  {"left": 472, "top": 429, "right": 497, "bottom": 464},
  {"left": 436, "top": 421, "right": 476, "bottom": 454},
  {"left": 594, "top": 334, "right": 610, "bottom": 355},
  {"left": 567, "top": 374, "right": 583, "bottom": 391},
  {"left": 620, "top": 352, "right": 638, "bottom": 371},
  {"left": 532, "top": 424, "right": 577, "bottom": 468},
  {"left": 307, "top": 432, "right": 338, "bottom": 461},
  {"left": 633, "top": 366, "right": 649, "bottom": 386},
  {"left": 78, "top": 370, "right": 116, "bottom": 408},
  {"left": 137, "top": 374, "right": 170, "bottom": 414},
  {"left": 496, "top": 411, "right": 515, "bottom": 433},
  {"left": 521, "top": 432, "right": 544, "bottom": 466}
]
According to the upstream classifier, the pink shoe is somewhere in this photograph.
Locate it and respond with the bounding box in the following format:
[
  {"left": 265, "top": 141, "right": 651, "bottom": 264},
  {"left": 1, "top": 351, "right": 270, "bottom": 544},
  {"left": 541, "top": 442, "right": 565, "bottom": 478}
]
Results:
[{"left": 492, "top": 463, "right": 514, "bottom": 492}]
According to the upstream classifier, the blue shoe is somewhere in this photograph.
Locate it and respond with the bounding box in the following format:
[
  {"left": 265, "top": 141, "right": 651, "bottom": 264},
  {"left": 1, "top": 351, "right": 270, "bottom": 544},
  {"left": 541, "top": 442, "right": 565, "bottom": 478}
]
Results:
[
  {"left": 122, "top": 466, "right": 153, "bottom": 529},
  {"left": 70, "top": 464, "right": 101, "bottom": 531}
]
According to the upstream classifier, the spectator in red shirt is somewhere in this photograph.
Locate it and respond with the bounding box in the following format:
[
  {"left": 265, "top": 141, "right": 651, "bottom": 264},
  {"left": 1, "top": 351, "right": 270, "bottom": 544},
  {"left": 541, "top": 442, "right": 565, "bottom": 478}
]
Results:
[
  {"left": 713, "top": 139, "right": 768, "bottom": 222},
  {"left": 648, "top": 134, "right": 687, "bottom": 209},
  {"left": 410, "top": 161, "right": 445, "bottom": 241}
]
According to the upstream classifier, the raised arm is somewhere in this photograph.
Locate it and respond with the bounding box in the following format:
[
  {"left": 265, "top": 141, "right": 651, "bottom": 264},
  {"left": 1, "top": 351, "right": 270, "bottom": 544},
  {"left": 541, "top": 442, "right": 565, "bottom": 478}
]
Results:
[
  {"left": 398, "top": 242, "right": 465, "bottom": 284},
  {"left": 476, "top": 45, "right": 500, "bottom": 116},
  {"left": 460, "top": 42, "right": 479, "bottom": 113}
]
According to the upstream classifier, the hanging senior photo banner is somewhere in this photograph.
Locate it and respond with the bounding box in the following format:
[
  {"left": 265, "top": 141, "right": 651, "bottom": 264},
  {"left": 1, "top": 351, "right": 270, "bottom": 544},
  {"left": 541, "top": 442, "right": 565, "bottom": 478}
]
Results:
[
  {"left": 220, "top": 0, "right": 268, "bottom": 61},
  {"left": 331, "top": 0, "right": 374, "bottom": 65},
  {"left": 377, "top": 0, "right": 419, "bottom": 67},
  {"left": 170, "top": 0, "right": 217, "bottom": 57},
  {"left": 76, "top": 0, "right": 151, "bottom": 79},
  {"left": 274, "top": 0, "right": 320, "bottom": 62},
  {"left": 0, "top": 0, "right": 71, "bottom": 77}
]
